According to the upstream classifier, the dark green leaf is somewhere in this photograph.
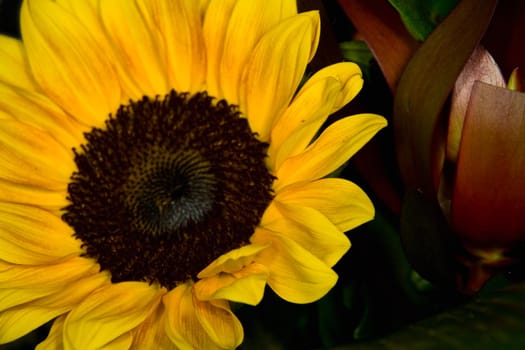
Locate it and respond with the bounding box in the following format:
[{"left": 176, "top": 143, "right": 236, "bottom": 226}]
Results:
[
  {"left": 340, "top": 40, "right": 375, "bottom": 79},
  {"left": 387, "top": 0, "right": 460, "bottom": 41},
  {"left": 330, "top": 281, "right": 525, "bottom": 350},
  {"left": 400, "top": 189, "right": 458, "bottom": 287}
]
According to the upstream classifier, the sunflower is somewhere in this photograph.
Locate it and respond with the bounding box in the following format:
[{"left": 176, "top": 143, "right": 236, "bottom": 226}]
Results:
[{"left": 0, "top": 0, "right": 386, "bottom": 349}]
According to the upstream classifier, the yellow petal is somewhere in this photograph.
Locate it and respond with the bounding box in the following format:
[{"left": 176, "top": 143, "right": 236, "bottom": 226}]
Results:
[
  {"left": 99, "top": 0, "right": 168, "bottom": 98},
  {"left": 21, "top": 0, "right": 121, "bottom": 127},
  {"left": 300, "top": 62, "right": 364, "bottom": 113},
  {"left": 0, "top": 110, "right": 12, "bottom": 120},
  {"left": 46, "top": 327, "right": 133, "bottom": 350},
  {"left": 63, "top": 282, "right": 163, "bottom": 350},
  {"left": 0, "top": 257, "right": 97, "bottom": 289},
  {"left": 0, "top": 303, "right": 56, "bottom": 344},
  {"left": 198, "top": 243, "right": 269, "bottom": 278},
  {"left": 201, "top": 0, "right": 235, "bottom": 97},
  {"left": 0, "top": 84, "right": 86, "bottom": 147},
  {"left": 261, "top": 201, "right": 350, "bottom": 267},
  {"left": 0, "top": 35, "right": 35, "bottom": 90},
  {"left": 251, "top": 228, "right": 338, "bottom": 304},
  {"left": 200, "top": 0, "right": 210, "bottom": 14},
  {"left": 274, "top": 114, "right": 387, "bottom": 190},
  {"left": 163, "top": 284, "right": 220, "bottom": 350},
  {"left": 0, "top": 271, "right": 107, "bottom": 344},
  {"left": 276, "top": 178, "right": 375, "bottom": 232},
  {"left": 218, "top": 0, "right": 298, "bottom": 102},
  {"left": 164, "top": 284, "right": 243, "bottom": 350},
  {"left": 54, "top": 0, "right": 141, "bottom": 103},
  {"left": 130, "top": 304, "right": 177, "bottom": 350},
  {"left": 0, "top": 181, "right": 68, "bottom": 210},
  {"left": 194, "top": 263, "right": 269, "bottom": 305},
  {"left": 268, "top": 76, "right": 341, "bottom": 170},
  {"left": 36, "top": 315, "right": 66, "bottom": 350},
  {"left": 53, "top": 0, "right": 98, "bottom": 27},
  {"left": 0, "top": 203, "right": 82, "bottom": 264},
  {"left": 0, "top": 288, "right": 55, "bottom": 313},
  {"left": 269, "top": 62, "right": 364, "bottom": 170},
  {"left": 240, "top": 11, "right": 320, "bottom": 141},
  {"left": 203, "top": 0, "right": 297, "bottom": 99},
  {"left": 98, "top": 333, "right": 134, "bottom": 350},
  {"left": 0, "top": 121, "right": 75, "bottom": 191},
  {"left": 194, "top": 298, "right": 243, "bottom": 349},
  {"left": 146, "top": 0, "right": 206, "bottom": 92}
]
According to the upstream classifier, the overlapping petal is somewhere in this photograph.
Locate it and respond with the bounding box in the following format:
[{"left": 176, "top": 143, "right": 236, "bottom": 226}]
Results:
[
  {"left": 261, "top": 202, "right": 350, "bottom": 266},
  {"left": 164, "top": 284, "right": 243, "bottom": 350},
  {"left": 0, "top": 181, "right": 68, "bottom": 210},
  {"left": 145, "top": 0, "right": 206, "bottom": 92},
  {"left": 195, "top": 263, "right": 269, "bottom": 305},
  {"left": 275, "top": 114, "right": 387, "bottom": 190},
  {"left": 275, "top": 178, "right": 375, "bottom": 232},
  {"left": 198, "top": 243, "right": 268, "bottom": 277},
  {"left": 203, "top": 0, "right": 297, "bottom": 99},
  {"left": 195, "top": 244, "right": 270, "bottom": 305},
  {"left": 194, "top": 299, "right": 243, "bottom": 349},
  {"left": 0, "top": 121, "right": 75, "bottom": 191},
  {"left": 0, "top": 84, "right": 86, "bottom": 146},
  {"left": 0, "top": 203, "right": 81, "bottom": 264},
  {"left": 0, "top": 287, "right": 56, "bottom": 313},
  {"left": 0, "top": 257, "right": 102, "bottom": 320},
  {"left": 0, "top": 202, "right": 82, "bottom": 265},
  {"left": 218, "top": 0, "right": 298, "bottom": 102},
  {"left": 21, "top": 0, "right": 121, "bottom": 127},
  {"left": 40, "top": 316, "right": 133, "bottom": 350},
  {"left": 36, "top": 315, "right": 65, "bottom": 350},
  {"left": 240, "top": 11, "right": 320, "bottom": 140},
  {"left": 63, "top": 282, "right": 164, "bottom": 349},
  {"left": 251, "top": 229, "right": 338, "bottom": 304},
  {"left": 55, "top": 0, "right": 146, "bottom": 104},
  {"left": 201, "top": 0, "right": 236, "bottom": 97},
  {"left": 0, "top": 257, "right": 97, "bottom": 289},
  {"left": 99, "top": 0, "right": 168, "bottom": 99},
  {"left": 300, "top": 62, "right": 364, "bottom": 112},
  {"left": 0, "top": 35, "right": 35, "bottom": 90},
  {"left": 268, "top": 76, "right": 341, "bottom": 170},
  {"left": 0, "top": 272, "right": 107, "bottom": 344},
  {"left": 268, "top": 62, "right": 364, "bottom": 170},
  {"left": 130, "top": 304, "right": 177, "bottom": 350}
]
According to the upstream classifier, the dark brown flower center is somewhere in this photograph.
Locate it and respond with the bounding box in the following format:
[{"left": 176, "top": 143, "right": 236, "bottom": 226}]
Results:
[{"left": 62, "top": 91, "right": 274, "bottom": 289}]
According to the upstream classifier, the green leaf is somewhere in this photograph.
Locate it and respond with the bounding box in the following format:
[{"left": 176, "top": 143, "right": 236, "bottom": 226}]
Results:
[
  {"left": 340, "top": 40, "right": 375, "bottom": 79},
  {"left": 330, "top": 281, "right": 525, "bottom": 350},
  {"left": 400, "top": 189, "right": 457, "bottom": 287},
  {"left": 388, "top": 0, "right": 460, "bottom": 41}
]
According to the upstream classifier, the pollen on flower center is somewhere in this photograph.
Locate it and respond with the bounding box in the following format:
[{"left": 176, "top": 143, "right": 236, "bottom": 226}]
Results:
[{"left": 62, "top": 91, "right": 274, "bottom": 288}]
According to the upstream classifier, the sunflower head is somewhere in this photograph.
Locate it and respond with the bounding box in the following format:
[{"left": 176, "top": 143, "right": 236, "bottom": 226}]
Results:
[
  {"left": 0, "top": 0, "right": 386, "bottom": 349},
  {"left": 63, "top": 90, "right": 275, "bottom": 288}
]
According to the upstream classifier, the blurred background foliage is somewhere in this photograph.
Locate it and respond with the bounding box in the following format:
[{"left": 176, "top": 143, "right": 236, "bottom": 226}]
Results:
[{"left": 2, "top": 0, "right": 525, "bottom": 349}]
